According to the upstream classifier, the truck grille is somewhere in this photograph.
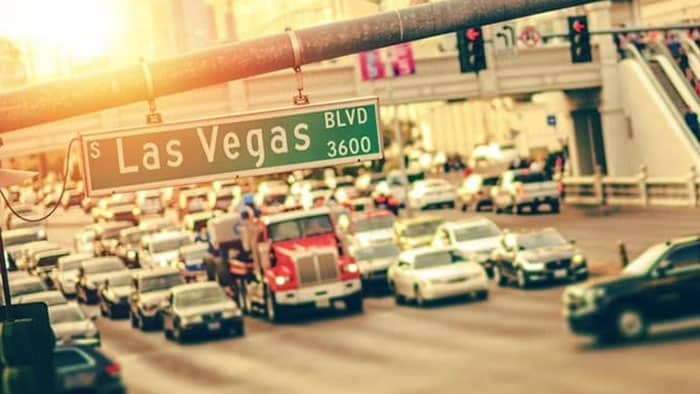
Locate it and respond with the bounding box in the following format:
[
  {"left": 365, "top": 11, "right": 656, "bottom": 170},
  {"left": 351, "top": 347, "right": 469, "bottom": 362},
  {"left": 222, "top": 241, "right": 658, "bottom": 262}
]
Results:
[
  {"left": 296, "top": 251, "right": 339, "bottom": 286},
  {"left": 545, "top": 259, "right": 571, "bottom": 270}
]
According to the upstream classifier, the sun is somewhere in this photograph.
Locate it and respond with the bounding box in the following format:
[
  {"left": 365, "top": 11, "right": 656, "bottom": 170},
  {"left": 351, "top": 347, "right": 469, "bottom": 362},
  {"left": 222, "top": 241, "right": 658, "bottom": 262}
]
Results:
[{"left": 0, "top": 0, "right": 120, "bottom": 76}]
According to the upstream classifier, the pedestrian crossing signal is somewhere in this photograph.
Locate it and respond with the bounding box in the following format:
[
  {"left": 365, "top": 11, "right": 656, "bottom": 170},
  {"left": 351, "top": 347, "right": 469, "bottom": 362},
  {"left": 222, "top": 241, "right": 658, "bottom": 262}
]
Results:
[
  {"left": 457, "top": 27, "right": 486, "bottom": 73},
  {"left": 568, "top": 16, "right": 592, "bottom": 63}
]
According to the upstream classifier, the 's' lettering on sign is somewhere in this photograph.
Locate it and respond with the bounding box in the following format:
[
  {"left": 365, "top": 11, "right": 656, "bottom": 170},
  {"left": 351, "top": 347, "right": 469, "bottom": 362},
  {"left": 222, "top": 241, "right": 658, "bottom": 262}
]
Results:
[{"left": 80, "top": 97, "right": 382, "bottom": 196}]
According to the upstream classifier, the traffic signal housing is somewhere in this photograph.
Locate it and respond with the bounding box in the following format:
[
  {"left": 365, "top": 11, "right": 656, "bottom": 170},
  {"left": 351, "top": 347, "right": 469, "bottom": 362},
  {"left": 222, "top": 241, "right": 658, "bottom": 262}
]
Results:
[
  {"left": 456, "top": 26, "right": 486, "bottom": 73},
  {"left": 568, "top": 16, "right": 592, "bottom": 63}
]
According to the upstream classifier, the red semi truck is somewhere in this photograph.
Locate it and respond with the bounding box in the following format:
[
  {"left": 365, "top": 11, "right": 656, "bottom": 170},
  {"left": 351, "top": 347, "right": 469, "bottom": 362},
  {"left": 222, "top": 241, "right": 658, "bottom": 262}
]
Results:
[{"left": 207, "top": 207, "right": 363, "bottom": 322}]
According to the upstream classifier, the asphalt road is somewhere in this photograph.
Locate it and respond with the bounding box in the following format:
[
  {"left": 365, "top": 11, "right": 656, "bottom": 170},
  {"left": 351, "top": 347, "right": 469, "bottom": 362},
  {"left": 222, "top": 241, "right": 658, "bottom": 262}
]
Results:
[{"left": 44, "top": 205, "right": 700, "bottom": 394}]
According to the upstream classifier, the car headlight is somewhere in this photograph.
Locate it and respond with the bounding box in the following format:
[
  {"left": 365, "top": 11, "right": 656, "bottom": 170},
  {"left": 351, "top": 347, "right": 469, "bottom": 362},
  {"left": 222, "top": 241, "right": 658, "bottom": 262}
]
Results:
[
  {"left": 127, "top": 250, "right": 137, "bottom": 260},
  {"left": 86, "top": 282, "right": 97, "bottom": 290},
  {"left": 132, "top": 207, "right": 142, "bottom": 215},
  {"left": 572, "top": 254, "right": 586, "bottom": 266},
  {"left": 584, "top": 288, "right": 605, "bottom": 304},
  {"left": 37, "top": 229, "right": 46, "bottom": 239},
  {"left": 222, "top": 308, "right": 242, "bottom": 318},
  {"left": 521, "top": 260, "right": 544, "bottom": 271},
  {"left": 181, "top": 315, "right": 203, "bottom": 325}
]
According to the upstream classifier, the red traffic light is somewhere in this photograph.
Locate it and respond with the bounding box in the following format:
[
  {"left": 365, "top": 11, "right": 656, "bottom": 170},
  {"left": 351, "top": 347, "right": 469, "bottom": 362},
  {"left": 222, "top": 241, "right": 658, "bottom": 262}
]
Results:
[
  {"left": 466, "top": 28, "right": 481, "bottom": 41},
  {"left": 573, "top": 20, "right": 586, "bottom": 34}
]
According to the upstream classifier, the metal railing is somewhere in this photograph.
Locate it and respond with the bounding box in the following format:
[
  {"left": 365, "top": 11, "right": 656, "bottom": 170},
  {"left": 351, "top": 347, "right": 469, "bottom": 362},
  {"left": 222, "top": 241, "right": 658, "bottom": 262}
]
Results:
[{"left": 563, "top": 165, "right": 700, "bottom": 207}]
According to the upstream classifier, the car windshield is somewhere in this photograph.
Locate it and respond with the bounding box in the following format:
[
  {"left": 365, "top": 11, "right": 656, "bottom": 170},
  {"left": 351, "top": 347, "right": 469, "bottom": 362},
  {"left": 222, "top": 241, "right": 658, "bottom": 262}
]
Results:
[
  {"left": 49, "top": 305, "right": 85, "bottom": 324},
  {"left": 414, "top": 251, "right": 465, "bottom": 269},
  {"left": 264, "top": 194, "right": 287, "bottom": 205},
  {"left": 83, "top": 259, "right": 123, "bottom": 274},
  {"left": 623, "top": 243, "right": 667, "bottom": 276},
  {"left": 405, "top": 220, "right": 442, "bottom": 237},
  {"left": 182, "top": 247, "right": 208, "bottom": 262},
  {"left": 268, "top": 214, "right": 334, "bottom": 241},
  {"left": 108, "top": 275, "right": 132, "bottom": 287},
  {"left": 59, "top": 260, "right": 82, "bottom": 271},
  {"left": 141, "top": 274, "right": 185, "bottom": 293},
  {"left": 355, "top": 215, "right": 395, "bottom": 233},
  {"left": 174, "top": 286, "right": 226, "bottom": 308},
  {"left": 10, "top": 280, "right": 44, "bottom": 296},
  {"left": 517, "top": 231, "right": 567, "bottom": 249},
  {"left": 122, "top": 231, "right": 144, "bottom": 244},
  {"left": 151, "top": 236, "right": 191, "bottom": 253},
  {"left": 354, "top": 244, "right": 400, "bottom": 261},
  {"left": 454, "top": 223, "right": 501, "bottom": 242}
]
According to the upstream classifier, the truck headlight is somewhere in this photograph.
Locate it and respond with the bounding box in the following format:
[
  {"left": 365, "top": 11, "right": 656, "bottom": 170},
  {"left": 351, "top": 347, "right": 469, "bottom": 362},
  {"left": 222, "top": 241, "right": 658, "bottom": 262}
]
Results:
[
  {"left": 274, "top": 275, "right": 290, "bottom": 286},
  {"left": 572, "top": 254, "right": 585, "bottom": 266},
  {"left": 343, "top": 263, "right": 359, "bottom": 274}
]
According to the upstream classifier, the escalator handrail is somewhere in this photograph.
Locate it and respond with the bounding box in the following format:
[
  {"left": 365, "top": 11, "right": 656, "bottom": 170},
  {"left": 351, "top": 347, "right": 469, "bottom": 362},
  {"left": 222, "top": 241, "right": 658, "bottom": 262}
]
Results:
[
  {"left": 648, "top": 41, "right": 700, "bottom": 111},
  {"left": 682, "top": 37, "right": 700, "bottom": 61},
  {"left": 623, "top": 43, "right": 700, "bottom": 156}
]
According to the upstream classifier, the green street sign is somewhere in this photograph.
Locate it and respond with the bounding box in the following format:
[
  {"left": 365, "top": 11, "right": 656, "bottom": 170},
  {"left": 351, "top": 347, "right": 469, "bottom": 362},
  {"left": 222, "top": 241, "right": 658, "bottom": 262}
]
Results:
[{"left": 80, "top": 97, "right": 382, "bottom": 196}]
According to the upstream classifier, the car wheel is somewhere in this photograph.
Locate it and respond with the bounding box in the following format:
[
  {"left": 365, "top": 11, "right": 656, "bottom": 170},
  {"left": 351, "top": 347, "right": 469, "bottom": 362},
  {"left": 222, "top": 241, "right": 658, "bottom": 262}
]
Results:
[
  {"left": 447, "top": 201, "right": 455, "bottom": 209},
  {"left": 516, "top": 269, "right": 529, "bottom": 289},
  {"left": 461, "top": 203, "right": 467, "bottom": 212},
  {"left": 530, "top": 203, "right": 539, "bottom": 213},
  {"left": 614, "top": 306, "right": 648, "bottom": 341},
  {"left": 266, "top": 291, "right": 283, "bottom": 323},
  {"left": 414, "top": 285, "right": 426, "bottom": 307},
  {"left": 475, "top": 290, "right": 489, "bottom": 301},
  {"left": 550, "top": 200, "right": 561, "bottom": 214},
  {"left": 494, "top": 266, "right": 508, "bottom": 287},
  {"left": 394, "top": 293, "right": 406, "bottom": 305},
  {"left": 129, "top": 311, "right": 138, "bottom": 328},
  {"left": 164, "top": 324, "right": 173, "bottom": 340},
  {"left": 345, "top": 293, "right": 364, "bottom": 314},
  {"left": 493, "top": 205, "right": 501, "bottom": 215},
  {"left": 173, "top": 323, "right": 184, "bottom": 343}
]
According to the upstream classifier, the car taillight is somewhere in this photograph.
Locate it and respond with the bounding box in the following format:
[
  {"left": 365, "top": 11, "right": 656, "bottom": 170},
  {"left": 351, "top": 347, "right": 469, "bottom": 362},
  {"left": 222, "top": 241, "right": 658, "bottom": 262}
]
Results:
[
  {"left": 104, "top": 363, "right": 121, "bottom": 377},
  {"left": 375, "top": 195, "right": 386, "bottom": 203},
  {"left": 517, "top": 185, "right": 525, "bottom": 198},
  {"left": 557, "top": 181, "right": 564, "bottom": 194},
  {"left": 387, "top": 197, "right": 398, "bottom": 206}
]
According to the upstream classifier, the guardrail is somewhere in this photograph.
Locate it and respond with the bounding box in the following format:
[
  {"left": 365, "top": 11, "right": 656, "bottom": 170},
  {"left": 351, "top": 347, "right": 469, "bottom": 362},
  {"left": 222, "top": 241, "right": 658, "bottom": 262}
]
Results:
[{"left": 563, "top": 165, "right": 700, "bottom": 207}]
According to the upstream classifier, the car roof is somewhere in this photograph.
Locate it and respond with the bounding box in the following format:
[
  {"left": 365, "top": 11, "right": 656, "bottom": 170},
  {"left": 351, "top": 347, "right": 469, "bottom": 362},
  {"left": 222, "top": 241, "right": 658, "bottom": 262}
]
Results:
[
  {"left": 49, "top": 303, "right": 82, "bottom": 314},
  {"left": 510, "top": 227, "right": 560, "bottom": 237},
  {"left": 351, "top": 209, "right": 394, "bottom": 220},
  {"left": 34, "top": 248, "right": 70, "bottom": 259},
  {"left": 180, "top": 243, "right": 209, "bottom": 253},
  {"left": 262, "top": 207, "right": 331, "bottom": 225},
  {"left": 396, "top": 216, "right": 442, "bottom": 227},
  {"left": 81, "top": 256, "right": 123, "bottom": 267},
  {"left": 3, "top": 226, "right": 44, "bottom": 237},
  {"left": 119, "top": 226, "right": 145, "bottom": 236},
  {"left": 58, "top": 253, "right": 93, "bottom": 264},
  {"left": 399, "top": 246, "right": 456, "bottom": 261},
  {"left": 441, "top": 217, "right": 496, "bottom": 230},
  {"left": 171, "top": 281, "right": 220, "bottom": 294},
  {"left": 144, "top": 231, "right": 190, "bottom": 243},
  {"left": 16, "top": 290, "right": 66, "bottom": 305},
  {"left": 135, "top": 267, "right": 180, "bottom": 279},
  {"left": 95, "top": 221, "right": 132, "bottom": 232}
]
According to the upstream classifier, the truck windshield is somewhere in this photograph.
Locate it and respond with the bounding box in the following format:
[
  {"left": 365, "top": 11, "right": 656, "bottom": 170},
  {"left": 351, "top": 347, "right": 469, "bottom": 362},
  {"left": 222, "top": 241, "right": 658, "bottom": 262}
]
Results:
[{"left": 269, "top": 214, "right": 334, "bottom": 241}]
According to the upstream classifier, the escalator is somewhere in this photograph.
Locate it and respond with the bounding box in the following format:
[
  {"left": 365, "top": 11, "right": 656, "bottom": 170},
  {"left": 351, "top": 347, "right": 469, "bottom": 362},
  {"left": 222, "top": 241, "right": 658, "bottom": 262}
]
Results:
[
  {"left": 647, "top": 59, "right": 690, "bottom": 115},
  {"left": 683, "top": 38, "right": 700, "bottom": 86},
  {"left": 615, "top": 43, "right": 700, "bottom": 175}
]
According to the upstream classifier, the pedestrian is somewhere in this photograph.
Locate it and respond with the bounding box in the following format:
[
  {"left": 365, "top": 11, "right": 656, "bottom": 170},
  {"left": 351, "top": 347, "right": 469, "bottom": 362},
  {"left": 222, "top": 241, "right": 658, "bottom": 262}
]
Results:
[
  {"left": 695, "top": 79, "right": 700, "bottom": 98},
  {"left": 684, "top": 110, "right": 700, "bottom": 140},
  {"left": 666, "top": 33, "right": 681, "bottom": 59},
  {"left": 679, "top": 47, "right": 690, "bottom": 74}
]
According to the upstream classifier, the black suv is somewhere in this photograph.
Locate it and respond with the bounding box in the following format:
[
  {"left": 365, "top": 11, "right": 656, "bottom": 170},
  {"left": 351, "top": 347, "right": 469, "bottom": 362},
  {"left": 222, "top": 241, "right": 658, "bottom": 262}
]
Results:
[{"left": 564, "top": 236, "right": 700, "bottom": 342}]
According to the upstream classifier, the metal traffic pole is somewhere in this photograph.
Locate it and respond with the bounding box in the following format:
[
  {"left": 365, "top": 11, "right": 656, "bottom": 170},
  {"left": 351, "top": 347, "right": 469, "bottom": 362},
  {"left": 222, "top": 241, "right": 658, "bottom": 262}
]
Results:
[
  {"left": 0, "top": 226, "right": 12, "bottom": 319},
  {"left": 0, "top": 0, "right": 600, "bottom": 133}
]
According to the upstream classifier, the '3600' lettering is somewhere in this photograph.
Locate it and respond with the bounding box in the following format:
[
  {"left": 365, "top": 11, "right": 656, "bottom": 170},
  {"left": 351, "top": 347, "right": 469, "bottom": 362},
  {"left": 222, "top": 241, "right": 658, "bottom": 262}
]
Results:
[{"left": 327, "top": 137, "right": 372, "bottom": 158}]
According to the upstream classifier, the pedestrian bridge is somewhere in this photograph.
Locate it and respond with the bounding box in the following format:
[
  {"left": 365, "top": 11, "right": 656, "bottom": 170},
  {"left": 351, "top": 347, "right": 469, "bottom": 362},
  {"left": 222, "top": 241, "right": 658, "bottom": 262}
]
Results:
[{"left": 1, "top": 44, "right": 602, "bottom": 159}]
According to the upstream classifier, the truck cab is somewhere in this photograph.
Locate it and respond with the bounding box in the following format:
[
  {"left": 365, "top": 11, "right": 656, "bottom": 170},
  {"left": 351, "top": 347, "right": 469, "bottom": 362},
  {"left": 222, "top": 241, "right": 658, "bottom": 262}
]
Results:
[{"left": 234, "top": 207, "right": 363, "bottom": 322}]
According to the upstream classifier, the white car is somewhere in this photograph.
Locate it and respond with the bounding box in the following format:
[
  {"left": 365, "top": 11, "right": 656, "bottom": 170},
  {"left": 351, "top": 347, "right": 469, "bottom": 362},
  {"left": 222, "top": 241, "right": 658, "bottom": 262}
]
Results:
[
  {"left": 140, "top": 231, "right": 193, "bottom": 269},
  {"left": 350, "top": 243, "right": 401, "bottom": 287},
  {"left": 349, "top": 210, "right": 396, "bottom": 247},
  {"left": 433, "top": 217, "right": 502, "bottom": 277},
  {"left": 407, "top": 179, "right": 457, "bottom": 210},
  {"left": 387, "top": 246, "right": 489, "bottom": 306}
]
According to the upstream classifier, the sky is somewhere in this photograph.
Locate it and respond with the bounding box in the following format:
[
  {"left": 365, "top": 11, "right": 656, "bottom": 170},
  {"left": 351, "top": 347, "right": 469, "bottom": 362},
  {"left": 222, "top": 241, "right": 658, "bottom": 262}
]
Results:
[{"left": 0, "top": 0, "right": 121, "bottom": 76}]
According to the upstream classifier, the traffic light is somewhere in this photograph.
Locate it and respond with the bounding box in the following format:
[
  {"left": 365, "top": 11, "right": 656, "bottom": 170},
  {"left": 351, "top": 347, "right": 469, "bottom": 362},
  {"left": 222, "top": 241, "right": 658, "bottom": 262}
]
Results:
[
  {"left": 456, "top": 26, "right": 486, "bottom": 73},
  {"left": 568, "top": 16, "right": 592, "bottom": 63}
]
